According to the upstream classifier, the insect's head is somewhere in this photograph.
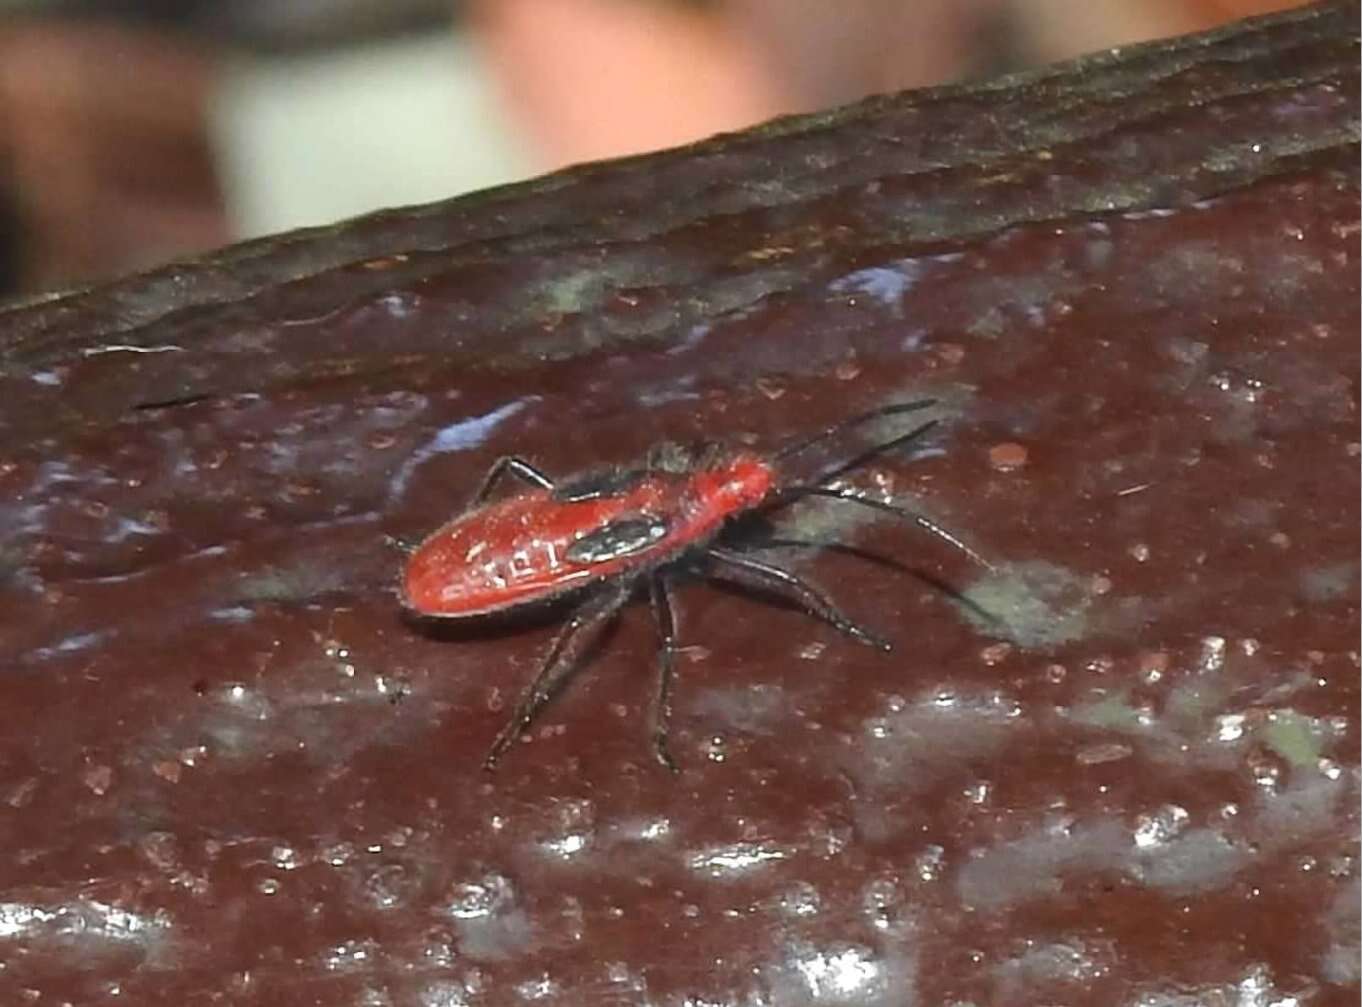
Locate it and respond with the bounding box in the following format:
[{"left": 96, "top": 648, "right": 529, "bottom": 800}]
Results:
[
  {"left": 646, "top": 439, "right": 717, "bottom": 474},
  {"left": 699, "top": 453, "right": 775, "bottom": 511}
]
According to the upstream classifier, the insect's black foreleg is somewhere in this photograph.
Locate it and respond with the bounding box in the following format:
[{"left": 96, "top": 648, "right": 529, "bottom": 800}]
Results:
[
  {"left": 648, "top": 574, "right": 680, "bottom": 774},
  {"left": 705, "top": 547, "right": 892, "bottom": 651},
  {"left": 472, "top": 456, "right": 554, "bottom": 506},
  {"left": 484, "top": 580, "right": 634, "bottom": 769}
]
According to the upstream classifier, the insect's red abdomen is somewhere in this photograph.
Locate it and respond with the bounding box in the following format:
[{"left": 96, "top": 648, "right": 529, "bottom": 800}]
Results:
[{"left": 403, "top": 492, "right": 637, "bottom": 617}]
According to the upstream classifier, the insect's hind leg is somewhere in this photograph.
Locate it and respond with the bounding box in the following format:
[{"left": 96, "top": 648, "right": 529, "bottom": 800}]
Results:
[
  {"left": 704, "top": 547, "right": 892, "bottom": 652},
  {"left": 648, "top": 574, "right": 680, "bottom": 773},
  {"left": 472, "top": 456, "right": 554, "bottom": 505},
  {"left": 484, "top": 580, "right": 634, "bottom": 770}
]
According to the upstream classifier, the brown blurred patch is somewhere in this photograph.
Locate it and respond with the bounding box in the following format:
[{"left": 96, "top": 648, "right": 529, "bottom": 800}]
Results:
[{"left": 0, "top": 18, "right": 227, "bottom": 294}]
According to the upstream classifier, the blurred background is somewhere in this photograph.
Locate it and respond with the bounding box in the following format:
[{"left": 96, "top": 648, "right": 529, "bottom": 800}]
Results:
[{"left": 0, "top": 0, "right": 1309, "bottom": 297}]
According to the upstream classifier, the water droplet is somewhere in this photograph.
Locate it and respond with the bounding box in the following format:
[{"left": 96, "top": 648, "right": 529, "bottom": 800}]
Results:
[
  {"left": 704, "top": 736, "right": 728, "bottom": 762},
  {"left": 687, "top": 842, "right": 789, "bottom": 876},
  {"left": 321, "top": 842, "right": 355, "bottom": 867},
  {"left": 1215, "top": 713, "right": 1247, "bottom": 742},
  {"left": 788, "top": 943, "right": 884, "bottom": 1000},
  {"left": 638, "top": 817, "right": 671, "bottom": 841},
  {"left": 1198, "top": 636, "right": 1227, "bottom": 674},
  {"left": 540, "top": 799, "right": 595, "bottom": 860},
  {"left": 322, "top": 939, "right": 374, "bottom": 971},
  {"left": 419, "top": 979, "right": 471, "bottom": 1007},
  {"left": 515, "top": 975, "right": 560, "bottom": 1001},
  {"left": 915, "top": 845, "right": 946, "bottom": 882},
  {"left": 444, "top": 874, "right": 514, "bottom": 920},
  {"left": 543, "top": 832, "right": 588, "bottom": 858},
  {"left": 1085, "top": 656, "right": 1115, "bottom": 675},
  {"left": 1250, "top": 758, "right": 1281, "bottom": 790},
  {"left": 964, "top": 781, "right": 991, "bottom": 805},
  {"left": 1133, "top": 805, "right": 1189, "bottom": 849},
  {"left": 860, "top": 878, "right": 902, "bottom": 930},
  {"left": 362, "top": 864, "right": 410, "bottom": 909},
  {"left": 979, "top": 642, "right": 1012, "bottom": 665},
  {"left": 778, "top": 881, "right": 821, "bottom": 917},
  {"left": 81, "top": 764, "right": 113, "bottom": 796},
  {"left": 271, "top": 845, "right": 299, "bottom": 870}
]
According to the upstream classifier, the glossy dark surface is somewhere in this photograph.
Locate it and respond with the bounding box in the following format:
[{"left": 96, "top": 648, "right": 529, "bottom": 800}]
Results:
[{"left": 0, "top": 4, "right": 1357, "bottom": 1004}]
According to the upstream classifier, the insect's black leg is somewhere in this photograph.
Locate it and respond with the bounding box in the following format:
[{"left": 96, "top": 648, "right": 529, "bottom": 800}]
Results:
[
  {"left": 737, "top": 536, "right": 910, "bottom": 573},
  {"left": 741, "top": 536, "right": 1005, "bottom": 631},
  {"left": 704, "top": 546, "right": 893, "bottom": 651},
  {"left": 771, "top": 486, "right": 993, "bottom": 570},
  {"left": 648, "top": 573, "right": 680, "bottom": 774},
  {"left": 484, "top": 580, "right": 634, "bottom": 769},
  {"left": 472, "top": 456, "right": 554, "bottom": 505}
]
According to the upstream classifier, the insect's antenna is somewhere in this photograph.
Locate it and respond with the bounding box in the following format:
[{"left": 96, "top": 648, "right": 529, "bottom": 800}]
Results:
[
  {"left": 771, "top": 486, "right": 994, "bottom": 570},
  {"left": 771, "top": 399, "right": 937, "bottom": 463},
  {"left": 806, "top": 418, "right": 939, "bottom": 487}
]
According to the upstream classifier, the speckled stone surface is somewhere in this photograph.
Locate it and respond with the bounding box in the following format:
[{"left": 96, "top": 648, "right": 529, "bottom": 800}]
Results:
[{"left": 1, "top": 4, "right": 1358, "bottom": 1005}]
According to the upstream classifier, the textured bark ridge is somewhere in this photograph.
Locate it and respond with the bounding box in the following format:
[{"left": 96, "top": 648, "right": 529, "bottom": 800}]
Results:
[{"left": 1, "top": 4, "right": 1357, "bottom": 1004}]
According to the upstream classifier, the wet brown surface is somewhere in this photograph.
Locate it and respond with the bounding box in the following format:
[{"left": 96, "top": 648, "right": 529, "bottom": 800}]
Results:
[{"left": 1, "top": 4, "right": 1358, "bottom": 1005}]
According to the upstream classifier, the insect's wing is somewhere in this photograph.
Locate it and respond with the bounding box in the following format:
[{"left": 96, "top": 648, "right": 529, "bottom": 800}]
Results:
[{"left": 403, "top": 475, "right": 690, "bottom": 617}]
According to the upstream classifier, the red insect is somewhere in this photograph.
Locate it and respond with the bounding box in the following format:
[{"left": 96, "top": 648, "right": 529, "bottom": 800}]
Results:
[{"left": 401, "top": 399, "right": 984, "bottom": 770}]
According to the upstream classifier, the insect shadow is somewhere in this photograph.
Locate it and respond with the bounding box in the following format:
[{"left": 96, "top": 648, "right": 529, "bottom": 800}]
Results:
[{"left": 399, "top": 399, "right": 993, "bottom": 772}]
